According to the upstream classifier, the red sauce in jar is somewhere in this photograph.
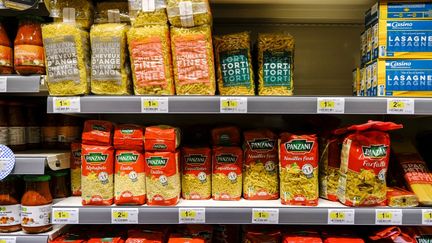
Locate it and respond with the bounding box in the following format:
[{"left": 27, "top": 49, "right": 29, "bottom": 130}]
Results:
[{"left": 0, "top": 22, "right": 13, "bottom": 74}]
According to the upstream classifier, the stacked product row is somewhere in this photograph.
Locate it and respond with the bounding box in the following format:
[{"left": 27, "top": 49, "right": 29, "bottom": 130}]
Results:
[
  {"left": 353, "top": 0, "right": 432, "bottom": 97},
  {"left": 71, "top": 120, "right": 432, "bottom": 207}
]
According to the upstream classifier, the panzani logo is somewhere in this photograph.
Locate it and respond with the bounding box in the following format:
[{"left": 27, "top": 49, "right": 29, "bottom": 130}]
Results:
[
  {"left": 85, "top": 153, "right": 108, "bottom": 163},
  {"left": 146, "top": 156, "right": 168, "bottom": 167},
  {"left": 116, "top": 153, "right": 138, "bottom": 162},
  {"left": 92, "top": 124, "right": 107, "bottom": 131},
  {"left": 153, "top": 144, "right": 167, "bottom": 150},
  {"left": 285, "top": 139, "right": 314, "bottom": 153},
  {"left": 120, "top": 129, "right": 134, "bottom": 134},
  {"left": 362, "top": 145, "right": 388, "bottom": 158},
  {"left": 185, "top": 154, "right": 207, "bottom": 164},
  {"left": 216, "top": 154, "right": 237, "bottom": 163},
  {"left": 247, "top": 138, "right": 276, "bottom": 151}
]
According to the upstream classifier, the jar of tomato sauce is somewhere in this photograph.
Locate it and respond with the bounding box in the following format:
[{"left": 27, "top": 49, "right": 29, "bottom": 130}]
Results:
[
  {"left": 21, "top": 175, "right": 52, "bottom": 234},
  {"left": 0, "top": 176, "right": 21, "bottom": 233},
  {"left": 0, "top": 21, "right": 12, "bottom": 74},
  {"left": 14, "top": 16, "right": 45, "bottom": 75}
]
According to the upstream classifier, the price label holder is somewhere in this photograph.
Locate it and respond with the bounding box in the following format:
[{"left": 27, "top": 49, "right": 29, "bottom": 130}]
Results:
[
  {"left": 387, "top": 98, "right": 414, "bottom": 114},
  {"left": 220, "top": 97, "right": 247, "bottom": 113},
  {"left": 0, "top": 77, "right": 6, "bottom": 92},
  {"left": 0, "top": 237, "right": 16, "bottom": 243},
  {"left": 422, "top": 209, "right": 432, "bottom": 225},
  {"left": 111, "top": 208, "right": 139, "bottom": 224},
  {"left": 179, "top": 208, "right": 205, "bottom": 224},
  {"left": 375, "top": 209, "right": 402, "bottom": 225},
  {"left": 252, "top": 208, "right": 279, "bottom": 224},
  {"left": 328, "top": 209, "right": 355, "bottom": 224},
  {"left": 317, "top": 98, "right": 345, "bottom": 114},
  {"left": 141, "top": 97, "right": 169, "bottom": 113},
  {"left": 52, "top": 208, "right": 79, "bottom": 224},
  {"left": 53, "top": 97, "right": 81, "bottom": 113}
]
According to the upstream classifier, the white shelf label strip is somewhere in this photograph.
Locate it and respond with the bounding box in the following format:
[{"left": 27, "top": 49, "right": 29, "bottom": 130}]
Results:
[
  {"left": 0, "top": 77, "right": 6, "bottom": 92},
  {"left": 179, "top": 208, "right": 206, "bottom": 224},
  {"left": 141, "top": 97, "right": 169, "bottom": 113},
  {"left": 53, "top": 97, "right": 81, "bottom": 113},
  {"left": 328, "top": 209, "right": 355, "bottom": 224},
  {"left": 317, "top": 97, "right": 345, "bottom": 114},
  {"left": 387, "top": 98, "right": 415, "bottom": 114},
  {"left": 111, "top": 208, "right": 139, "bottom": 224},
  {"left": 52, "top": 208, "right": 79, "bottom": 224},
  {"left": 252, "top": 208, "right": 279, "bottom": 224},
  {"left": 220, "top": 97, "right": 248, "bottom": 113},
  {"left": 375, "top": 209, "right": 403, "bottom": 225},
  {"left": 0, "top": 237, "right": 16, "bottom": 243}
]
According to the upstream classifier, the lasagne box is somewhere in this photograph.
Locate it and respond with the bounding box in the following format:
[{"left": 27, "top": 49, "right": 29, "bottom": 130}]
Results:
[{"left": 365, "top": 1, "right": 432, "bottom": 26}]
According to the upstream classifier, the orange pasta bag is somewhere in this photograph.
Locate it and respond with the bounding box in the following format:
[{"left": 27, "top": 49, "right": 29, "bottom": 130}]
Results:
[
  {"left": 115, "top": 150, "right": 146, "bottom": 205},
  {"left": 114, "top": 124, "right": 144, "bottom": 150},
  {"left": 145, "top": 126, "right": 180, "bottom": 152},
  {"left": 82, "top": 120, "right": 114, "bottom": 145}
]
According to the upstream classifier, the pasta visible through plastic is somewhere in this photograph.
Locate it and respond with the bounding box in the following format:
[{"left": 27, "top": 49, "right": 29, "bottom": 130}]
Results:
[
  {"left": 50, "top": 0, "right": 94, "bottom": 30},
  {"left": 82, "top": 172, "right": 113, "bottom": 202},
  {"left": 182, "top": 173, "right": 211, "bottom": 199},
  {"left": 340, "top": 169, "right": 386, "bottom": 206},
  {"left": 166, "top": 0, "right": 212, "bottom": 27},
  {"left": 95, "top": 2, "right": 130, "bottom": 24},
  {"left": 129, "top": 0, "right": 167, "bottom": 26},
  {"left": 280, "top": 165, "right": 318, "bottom": 202},
  {"left": 115, "top": 173, "right": 146, "bottom": 198},
  {"left": 212, "top": 173, "right": 242, "bottom": 200},
  {"left": 243, "top": 163, "right": 278, "bottom": 198},
  {"left": 146, "top": 174, "right": 180, "bottom": 201},
  {"left": 322, "top": 167, "right": 339, "bottom": 197},
  {"left": 71, "top": 168, "right": 81, "bottom": 195}
]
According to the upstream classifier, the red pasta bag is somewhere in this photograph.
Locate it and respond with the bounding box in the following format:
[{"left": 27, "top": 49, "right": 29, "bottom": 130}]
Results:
[
  {"left": 243, "top": 226, "right": 281, "bottom": 243},
  {"left": 145, "top": 126, "right": 180, "bottom": 152},
  {"left": 82, "top": 120, "right": 114, "bottom": 145},
  {"left": 283, "top": 232, "right": 322, "bottom": 243},
  {"left": 168, "top": 235, "right": 206, "bottom": 243},
  {"left": 115, "top": 150, "right": 146, "bottom": 205},
  {"left": 126, "top": 231, "right": 164, "bottom": 243},
  {"left": 212, "top": 146, "right": 243, "bottom": 201},
  {"left": 211, "top": 126, "right": 241, "bottom": 146},
  {"left": 181, "top": 146, "right": 212, "bottom": 200},
  {"left": 88, "top": 238, "right": 124, "bottom": 243},
  {"left": 114, "top": 124, "right": 144, "bottom": 150}
]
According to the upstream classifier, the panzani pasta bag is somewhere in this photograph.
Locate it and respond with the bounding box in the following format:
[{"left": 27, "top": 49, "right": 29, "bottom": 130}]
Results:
[
  {"left": 115, "top": 150, "right": 146, "bottom": 205},
  {"left": 145, "top": 125, "right": 181, "bottom": 152},
  {"left": 81, "top": 144, "right": 114, "bottom": 205},
  {"left": 82, "top": 120, "right": 114, "bottom": 146},
  {"left": 70, "top": 142, "right": 82, "bottom": 196},
  {"left": 243, "top": 129, "right": 279, "bottom": 200},
  {"left": 212, "top": 146, "right": 243, "bottom": 201},
  {"left": 211, "top": 126, "right": 241, "bottom": 146},
  {"left": 181, "top": 146, "right": 212, "bottom": 200},
  {"left": 337, "top": 121, "right": 402, "bottom": 206},
  {"left": 114, "top": 124, "right": 144, "bottom": 150},
  {"left": 279, "top": 133, "right": 319, "bottom": 206},
  {"left": 145, "top": 151, "right": 180, "bottom": 206}
]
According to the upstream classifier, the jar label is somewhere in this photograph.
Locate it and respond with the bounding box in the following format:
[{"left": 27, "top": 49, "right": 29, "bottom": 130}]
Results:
[
  {"left": 0, "top": 127, "right": 8, "bottom": 145},
  {"left": 26, "top": 127, "right": 41, "bottom": 144},
  {"left": 0, "top": 204, "right": 20, "bottom": 226},
  {"left": 8, "top": 127, "right": 25, "bottom": 145},
  {"left": 263, "top": 50, "right": 291, "bottom": 87},
  {"left": 14, "top": 45, "right": 45, "bottom": 67},
  {"left": 21, "top": 204, "right": 51, "bottom": 227},
  {"left": 91, "top": 36, "right": 122, "bottom": 84},
  {"left": 0, "top": 45, "right": 12, "bottom": 67}
]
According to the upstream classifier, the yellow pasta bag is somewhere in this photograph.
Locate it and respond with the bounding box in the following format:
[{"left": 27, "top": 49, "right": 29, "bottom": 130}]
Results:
[
  {"left": 257, "top": 33, "right": 294, "bottom": 96},
  {"left": 181, "top": 147, "right": 211, "bottom": 200},
  {"left": 212, "top": 146, "right": 243, "bottom": 201},
  {"left": 70, "top": 142, "right": 81, "bottom": 196},
  {"left": 386, "top": 187, "right": 418, "bottom": 207},
  {"left": 166, "top": 0, "right": 212, "bottom": 27},
  {"left": 214, "top": 32, "right": 255, "bottom": 96},
  {"left": 115, "top": 150, "right": 146, "bottom": 205},
  {"left": 95, "top": 2, "right": 130, "bottom": 24},
  {"left": 243, "top": 129, "right": 278, "bottom": 200},
  {"left": 171, "top": 25, "right": 216, "bottom": 95},
  {"left": 50, "top": 0, "right": 94, "bottom": 30},
  {"left": 128, "top": 0, "right": 168, "bottom": 26}
]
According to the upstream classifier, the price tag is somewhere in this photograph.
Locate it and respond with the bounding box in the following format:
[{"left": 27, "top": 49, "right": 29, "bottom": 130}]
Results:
[
  {"left": 220, "top": 97, "right": 247, "bottom": 113},
  {"left": 141, "top": 97, "right": 169, "bottom": 113},
  {"left": 375, "top": 209, "right": 402, "bottom": 225},
  {"left": 252, "top": 208, "right": 279, "bottom": 224},
  {"left": 317, "top": 98, "right": 345, "bottom": 114},
  {"left": 328, "top": 209, "right": 355, "bottom": 224},
  {"left": 387, "top": 98, "right": 414, "bottom": 114},
  {"left": 52, "top": 208, "right": 79, "bottom": 224},
  {"left": 53, "top": 97, "right": 81, "bottom": 113},
  {"left": 179, "top": 208, "right": 205, "bottom": 224},
  {"left": 111, "top": 208, "right": 138, "bottom": 224},
  {"left": 422, "top": 209, "right": 432, "bottom": 225},
  {"left": 0, "top": 77, "right": 6, "bottom": 92},
  {"left": 0, "top": 237, "right": 16, "bottom": 243}
]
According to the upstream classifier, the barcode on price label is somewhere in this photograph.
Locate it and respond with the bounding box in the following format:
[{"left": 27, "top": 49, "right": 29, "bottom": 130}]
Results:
[
  {"left": 422, "top": 209, "right": 432, "bottom": 225},
  {"left": 52, "top": 208, "right": 79, "bottom": 224},
  {"left": 0, "top": 77, "right": 6, "bottom": 92},
  {"left": 220, "top": 97, "right": 247, "bottom": 113},
  {"left": 387, "top": 98, "right": 414, "bottom": 114},
  {"left": 141, "top": 97, "right": 169, "bottom": 113},
  {"left": 375, "top": 209, "right": 402, "bottom": 225},
  {"left": 179, "top": 208, "right": 205, "bottom": 224},
  {"left": 317, "top": 98, "right": 345, "bottom": 114},
  {"left": 328, "top": 209, "right": 355, "bottom": 224},
  {"left": 252, "top": 208, "right": 279, "bottom": 224},
  {"left": 111, "top": 208, "right": 138, "bottom": 224},
  {"left": 53, "top": 97, "right": 81, "bottom": 113},
  {"left": 0, "top": 237, "right": 16, "bottom": 243}
]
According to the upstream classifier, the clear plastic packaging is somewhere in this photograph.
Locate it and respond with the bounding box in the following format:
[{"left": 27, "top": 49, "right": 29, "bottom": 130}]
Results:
[
  {"left": 129, "top": 0, "right": 167, "bottom": 27},
  {"left": 49, "top": 0, "right": 94, "bottom": 30},
  {"left": 167, "top": 0, "right": 211, "bottom": 27},
  {"left": 95, "top": 2, "right": 130, "bottom": 24}
]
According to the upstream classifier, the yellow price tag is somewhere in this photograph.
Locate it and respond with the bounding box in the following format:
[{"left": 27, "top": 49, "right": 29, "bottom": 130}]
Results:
[
  {"left": 0, "top": 240, "right": 6, "bottom": 243},
  {"left": 144, "top": 100, "right": 159, "bottom": 108},
  {"left": 55, "top": 99, "right": 71, "bottom": 107},
  {"left": 424, "top": 212, "right": 432, "bottom": 220},
  {"left": 329, "top": 211, "right": 345, "bottom": 220},
  {"left": 113, "top": 211, "right": 128, "bottom": 219},
  {"left": 319, "top": 100, "right": 335, "bottom": 109},
  {"left": 180, "top": 210, "right": 196, "bottom": 218},
  {"left": 389, "top": 101, "right": 405, "bottom": 109},
  {"left": 221, "top": 100, "right": 238, "bottom": 108},
  {"left": 253, "top": 211, "right": 269, "bottom": 219},
  {"left": 54, "top": 211, "right": 70, "bottom": 219},
  {"left": 377, "top": 212, "right": 393, "bottom": 220}
]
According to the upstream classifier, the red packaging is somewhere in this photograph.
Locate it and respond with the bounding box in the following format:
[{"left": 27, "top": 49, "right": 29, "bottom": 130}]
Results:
[
  {"left": 168, "top": 235, "right": 206, "bottom": 243},
  {"left": 324, "top": 238, "right": 364, "bottom": 243},
  {"left": 211, "top": 126, "right": 241, "bottom": 146},
  {"left": 88, "top": 238, "right": 124, "bottom": 243},
  {"left": 283, "top": 233, "right": 322, "bottom": 243},
  {"left": 82, "top": 120, "right": 114, "bottom": 145},
  {"left": 126, "top": 231, "right": 164, "bottom": 243},
  {"left": 212, "top": 146, "right": 243, "bottom": 201},
  {"left": 114, "top": 124, "right": 144, "bottom": 150},
  {"left": 181, "top": 147, "right": 212, "bottom": 200},
  {"left": 145, "top": 126, "right": 180, "bottom": 152},
  {"left": 244, "top": 229, "right": 281, "bottom": 243},
  {"left": 115, "top": 150, "right": 146, "bottom": 205}
]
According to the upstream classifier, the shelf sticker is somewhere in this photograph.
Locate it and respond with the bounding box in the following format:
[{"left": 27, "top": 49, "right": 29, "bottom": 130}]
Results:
[
  {"left": 53, "top": 97, "right": 81, "bottom": 113},
  {"left": 252, "top": 208, "right": 279, "bottom": 224},
  {"left": 220, "top": 97, "right": 247, "bottom": 113},
  {"left": 375, "top": 209, "right": 402, "bottom": 225},
  {"left": 328, "top": 209, "right": 355, "bottom": 224},
  {"left": 0, "top": 77, "right": 6, "bottom": 92},
  {"left": 179, "top": 208, "right": 205, "bottom": 224},
  {"left": 422, "top": 209, "right": 432, "bottom": 225},
  {"left": 141, "top": 97, "right": 169, "bottom": 113},
  {"left": 0, "top": 237, "right": 16, "bottom": 243},
  {"left": 317, "top": 98, "right": 345, "bottom": 114},
  {"left": 52, "top": 208, "right": 79, "bottom": 224},
  {"left": 387, "top": 98, "right": 414, "bottom": 114},
  {"left": 111, "top": 208, "right": 139, "bottom": 224}
]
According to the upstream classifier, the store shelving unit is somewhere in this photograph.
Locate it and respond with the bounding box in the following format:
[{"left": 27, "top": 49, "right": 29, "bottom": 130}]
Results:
[
  {"left": 0, "top": 225, "right": 67, "bottom": 243},
  {"left": 13, "top": 150, "right": 70, "bottom": 175},
  {"left": 0, "top": 75, "right": 44, "bottom": 93}
]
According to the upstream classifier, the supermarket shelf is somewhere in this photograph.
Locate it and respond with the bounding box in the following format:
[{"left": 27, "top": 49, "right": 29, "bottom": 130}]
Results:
[
  {"left": 13, "top": 150, "right": 70, "bottom": 175},
  {"left": 47, "top": 96, "right": 432, "bottom": 115},
  {"left": 0, "top": 2, "right": 49, "bottom": 17},
  {"left": 0, "top": 225, "right": 66, "bottom": 243},
  {"left": 53, "top": 197, "right": 428, "bottom": 225},
  {"left": 0, "top": 75, "right": 43, "bottom": 93}
]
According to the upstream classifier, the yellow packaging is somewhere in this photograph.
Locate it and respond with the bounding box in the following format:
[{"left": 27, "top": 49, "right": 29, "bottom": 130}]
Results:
[
  {"left": 94, "top": 2, "right": 130, "bottom": 24},
  {"left": 360, "top": 67, "right": 366, "bottom": 96},
  {"left": 51, "top": 0, "right": 94, "bottom": 30},
  {"left": 167, "top": 0, "right": 212, "bottom": 27},
  {"left": 352, "top": 68, "right": 360, "bottom": 96},
  {"left": 379, "top": 0, "right": 432, "bottom": 20},
  {"left": 128, "top": 0, "right": 167, "bottom": 26}
]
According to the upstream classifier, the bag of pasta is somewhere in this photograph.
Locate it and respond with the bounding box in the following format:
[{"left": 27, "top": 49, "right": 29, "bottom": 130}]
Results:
[
  {"left": 114, "top": 124, "right": 144, "bottom": 150},
  {"left": 214, "top": 32, "right": 254, "bottom": 96},
  {"left": 212, "top": 146, "right": 243, "bottom": 200},
  {"left": 386, "top": 187, "right": 418, "bottom": 207},
  {"left": 50, "top": 0, "right": 94, "bottom": 30},
  {"left": 211, "top": 126, "right": 241, "bottom": 146},
  {"left": 128, "top": 25, "right": 175, "bottom": 95},
  {"left": 337, "top": 121, "right": 402, "bottom": 206},
  {"left": 115, "top": 150, "right": 146, "bottom": 205},
  {"left": 243, "top": 129, "right": 278, "bottom": 200},
  {"left": 181, "top": 146, "right": 211, "bottom": 200},
  {"left": 95, "top": 2, "right": 130, "bottom": 24},
  {"left": 82, "top": 120, "right": 114, "bottom": 146},
  {"left": 171, "top": 25, "right": 216, "bottom": 95},
  {"left": 81, "top": 144, "right": 114, "bottom": 205},
  {"left": 128, "top": 0, "right": 167, "bottom": 26},
  {"left": 257, "top": 33, "right": 294, "bottom": 96},
  {"left": 70, "top": 142, "right": 82, "bottom": 196},
  {"left": 42, "top": 23, "right": 90, "bottom": 96},
  {"left": 145, "top": 151, "right": 180, "bottom": 206},
  {"left": 279, "top": 133, "right": 318, "bottom": 206},
  {"left": 166, "top": 0, "right": 211, "bottom": 27},
  {"left": 90, "top": 23, "right": 131, "bottom": 95},
  {"left": 145, "top": 125, "right": 181, "bottom": 152}
]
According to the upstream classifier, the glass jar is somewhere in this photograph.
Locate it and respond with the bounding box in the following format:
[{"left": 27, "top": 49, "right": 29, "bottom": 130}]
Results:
[
  {"left": 42, "top": 114, "right": 58, "bottom": 149},
  {"left": 57, "top": 115, "right": 81, "bottom": 149},
  {"left": 25, "top": 103, "right": 41, "bottom": 149},
  {"left": 14, "top": 16, "right": 45, "bottom": 75},
  {"left": 7, "top": 102, "right": 26, "bottom": 151},
  {"left": 0, "top": 176, "right": 21, "bottom": 233},
  {"left": 0, "top": 100, "right": 8, "bottom": 146},
  {"left": 21, "top": 175, "right": 53, "bottom": 234},
  {"left": 0, "top": 21, "right": 12, "bottom": 74},
  {"left": 49, "top": 170, "right": 69, "bottom": 199}
]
